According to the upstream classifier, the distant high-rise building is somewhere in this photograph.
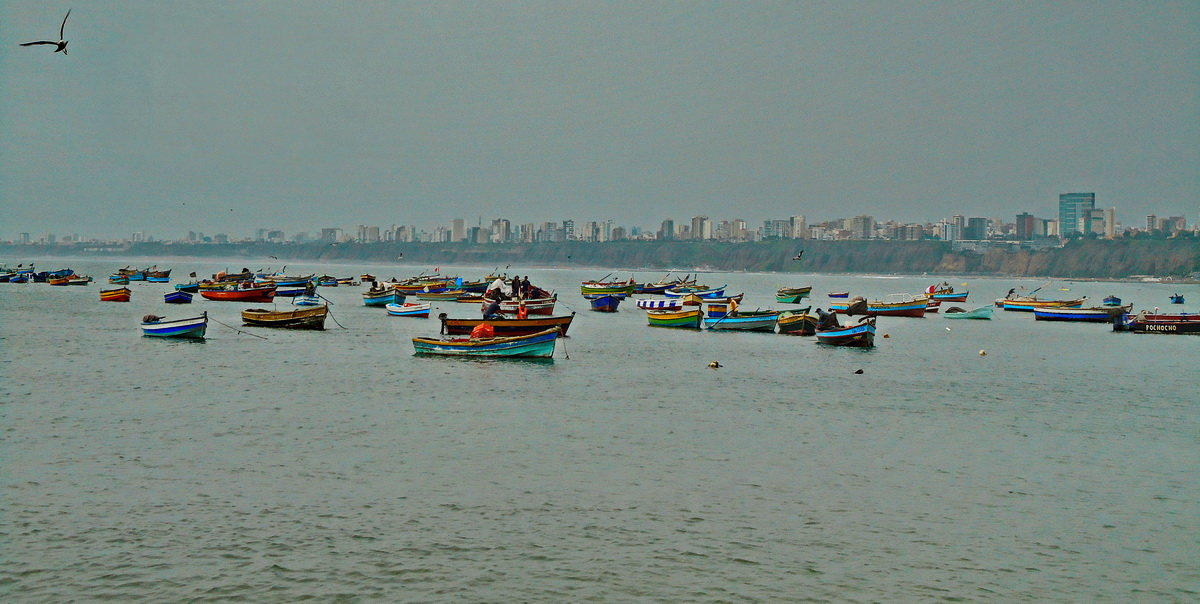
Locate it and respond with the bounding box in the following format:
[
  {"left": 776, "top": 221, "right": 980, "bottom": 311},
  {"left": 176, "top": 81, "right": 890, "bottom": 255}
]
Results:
[
  {"left": 964, "top": 217, "right": 988, "bottom": 240},
  {"left": 562, "top": 219, "right": 576, "bottom": 240},
  {"left": 691, "top": 216, "right": 711, "bottom": 240},
  {"left": 1015, "top": 213, "right": 1037, "bottom": 240},
  {"left": 320, "top": 228, "right": 340, "bottom": 242},
  {"left": 790, "top": 215, "right": 806, "bottom": 239},
  {"left": 1059, "top": 193, "right": 1096, "bottom": 236},
  {"left": 1145, "top": 214, "right": 1158, "bottom": 232},
  {"left": 451, "top": 219, "right": 466, "bottom": 242},
  {"left": 659, "top": 219, "right": 675, "bottom": 240}
]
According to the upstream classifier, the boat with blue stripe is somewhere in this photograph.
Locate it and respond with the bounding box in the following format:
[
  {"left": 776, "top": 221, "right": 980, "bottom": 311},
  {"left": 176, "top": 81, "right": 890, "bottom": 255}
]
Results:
[
  {"left": 141, "top": 312, "right": 207, "bottom": 339},
  {"left": 412, "top": 327, "right": 560, "bottom": 358}
]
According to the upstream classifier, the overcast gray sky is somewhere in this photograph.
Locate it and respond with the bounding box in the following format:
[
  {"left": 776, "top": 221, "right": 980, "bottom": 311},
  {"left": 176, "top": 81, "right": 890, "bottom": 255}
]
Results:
[{"left": 3, "top": 1, "right": 1197, "bottom": 240}]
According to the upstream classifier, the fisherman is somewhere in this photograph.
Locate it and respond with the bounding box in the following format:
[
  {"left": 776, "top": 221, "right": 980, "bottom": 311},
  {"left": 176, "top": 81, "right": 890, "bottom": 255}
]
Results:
[
  {"left": 511, "top": 275, "right": 521, "bottom": 298},
  {"left": 521, "top": 276, "right": 531, "bottom": 297},
  {"left": 486, "top": 276, "right": 509, "bottom": 300},
  {"left": 482, "top": 299, "right": 504, "bottom": 319},
  {"left": 816, "top": 307, "right": 840, "bottom": 330}
]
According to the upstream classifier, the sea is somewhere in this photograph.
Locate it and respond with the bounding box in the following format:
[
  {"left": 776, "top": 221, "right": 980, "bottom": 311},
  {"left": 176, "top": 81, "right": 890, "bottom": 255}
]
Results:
[{"left": 1, "top": 258, "right": 1196, "bottom": 602}]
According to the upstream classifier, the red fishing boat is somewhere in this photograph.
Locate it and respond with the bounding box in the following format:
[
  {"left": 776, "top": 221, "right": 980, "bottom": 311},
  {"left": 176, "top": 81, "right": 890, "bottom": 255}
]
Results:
[{"left": 200, "top": 285, "right": 276, "bottom": 302}]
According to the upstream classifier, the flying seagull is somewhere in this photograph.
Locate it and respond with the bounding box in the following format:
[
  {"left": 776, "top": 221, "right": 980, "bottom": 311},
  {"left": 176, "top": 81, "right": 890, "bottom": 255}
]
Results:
[
  {"left": 20, "top": 10, "right": 71, "bottom": 54},
  {"left": 792, "top": 250, "right": 804, "bottom": 261}
]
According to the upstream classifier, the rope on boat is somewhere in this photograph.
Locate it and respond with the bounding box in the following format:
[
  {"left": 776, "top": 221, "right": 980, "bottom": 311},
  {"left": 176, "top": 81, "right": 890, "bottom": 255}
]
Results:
[
  {"left": 210, "top": 316, "right": 269, "bottom": 340},
  {"left": 557, "top": 326, "right": 569, "bottom": 360},
  {"left": 313, "top": 291, "right": 348, "bottom": 329}
]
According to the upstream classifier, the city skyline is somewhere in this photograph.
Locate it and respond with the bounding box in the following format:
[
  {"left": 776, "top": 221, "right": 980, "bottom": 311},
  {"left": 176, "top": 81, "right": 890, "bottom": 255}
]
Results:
[{"left": 3, "top": 3, "right": 1198, "bottom": 237}]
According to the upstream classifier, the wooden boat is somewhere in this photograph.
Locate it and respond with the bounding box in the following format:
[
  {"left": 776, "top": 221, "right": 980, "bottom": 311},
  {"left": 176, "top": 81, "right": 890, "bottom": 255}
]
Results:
[
  {"left": 635, "top": 276, "right": 696, "bottom": 295},
  {"left": 775, "top": 286, "right": 813, "bottom": 303},
  {"left": 100, "top": 287, "right": 131, "bottom": 302},
  {"left": 816, "top": 316, "right": 876, "bottom": 347},
  {"left": 664, "top": 284, "right": 726, "bottom": 299},
  {"left": 646, "top": 308, "right": 702, "bottom": 329},
  {"left": 241, "top": 305, "right": 328, "bottom": 330},
  {"left": 635, "top": 298, "right": 684, "bottom": 311},
  {"left": 923, "top": 284, "right": 969, "bottom": 302},
  {"left": 362, "top": 287, "right": 404, "bottom": 306},
  {"left": 1033, "top": 304, "right": 1132, "bottom": 322},
  {"left": 200, "top": 286, "right": 276, "bottom": 302},
  {"left": 995, "top": 296, "right": 1086, "bottom": 312},
  {"left": 1102, "top": 295, "right": 1122, "bottom": 306},
  {"left": 580, "top": 278, "right": 637, "bottom": 296},
  {"left": 827, "top": 292, "right": 849, "bottom": 298},
  {"left": 439, "top": 312, "right": 575, "bottom": 336},
  {"left": 499, "top": 295, "right": 557, "bottom": 316},
  {"left": 174, "top": 281, "right": 200, "bottom": 293},
  {"left": 412, "top": 327, "right": 560, "bottom": 358},
  {"left": 943, "top": 306, "right": 993, "bottom": 319},
  {"left": 924, "top": 297, "right": 941, "bottom": 313},
  {"left": 589, "top": 294, "right": 622, "bottom": 312},
  {"left": 164, "top": 291, "right": 193, "bottom": 304},
  {"left": 703, "top": 310, "right": 779, "bottom": 331},
  {"left": 316, "top": 276, "right": 340, "bottom": 287},
  {"left": 48, "top": 275, "right": 73, "bottom": 286},
  {"left": 141, "top": 312, "right": 207, "bottom": 339},
  {"left": 831, "top": 294, "right": 926, "bottom": 318},
  {"left": 107, "top": 275, "right": 130, "bottom": 285},
  {"left": 293, "top": 295, "right": 323, "bottom": 306},
  {"left": 1114, "top": 312, "right": 1200, "bottom": 334},
  {"left": 386, "top": 302, "right": 433, "bottom": 317},
  {"left": 67, "top": 275, "right": 93, "bottom": 286},
  {"left": 415, "top": 289, "right": 467, "bottom": 301},
  {"left": 777, "top": 308, "right": 818, "bottom": 335},
  {"left": 680, "top": 292, "right": 743, "bottom": 306},
  {"left": 146, "top": 270, "right": 172, "bottom": 283},
  {"left": 274, "top": 285, "right": 312, "bottom": 297},
  {"left": 1169, "top": 293, "right": 1185, "bottom": 304}
]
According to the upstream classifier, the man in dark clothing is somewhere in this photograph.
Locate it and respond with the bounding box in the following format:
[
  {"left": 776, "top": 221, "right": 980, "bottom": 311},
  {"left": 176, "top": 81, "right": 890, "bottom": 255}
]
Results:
[
  {"left": 511, "top": 276, "right": 521, "bottom": 298},
  {"left": 483, "top": 299, "right": 503, "bottom": 319}
]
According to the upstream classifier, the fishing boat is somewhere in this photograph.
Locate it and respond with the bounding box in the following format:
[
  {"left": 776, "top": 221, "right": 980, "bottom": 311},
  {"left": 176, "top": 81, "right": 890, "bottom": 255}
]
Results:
[
  {"left": 362, "top": 286, "right": 404, "bottom": 306},
  {"left": 995, "top": 296, "right": 1086, "bottom": 312},
  {"left": 923, "top": 297, "right": 941, "bottom": 313},
  {"left": 107, "top": 274, "right": 130, "bottom": 285},
  {"left": 923, "top": 283, "right": 969, "bottom": 302},
  {"left": 827, "top": 292, "right": 849, "bottom": 298},
  {"left": 1169, "top": 293, "right": 1185, "bottom": 304},
  {"left": 200, "top": 285, "right": 277, "bottom": 302},
  {"left": 386, "top": 302, "right": 433, "bottom": 317},
  {"left": 777, "top": 308, "right": 818, "bottom": 335},
  {"left": 48, "top": 274, "right": 73, "bottom": 286},
  {"left": 1113, "top": 311, "right": 1200, "bottom": 335},
  {"left": 680, "top": 293, "right": 744, "bottom": 307},
  {"left": 499, "top": 295, "right": 557, "bottom": 316},
  {"left": 703, "top": 310, "right": 780, "bottom": 332},
  {"left": 943, "top": 306, "right": 993, "bottom": 320},
  {"left": 174, "top": 281, "right": 200, "bottom": 293},
  {"left": 141, "top": 312, "right": 207, "bottom": 339},
  {"left": 1102, "top": 295, "right": 1122, "bottom": 306},
  {"left": 1033, "top": 304, "right": 1132, "bottom": 322},
  {"left": 580, "top": 278, "right": 637, "bottom": 297},
  {"left": 635, "top": 275, "right": 696, "bottom": 295},
  {"left": 241, "top": 306, "right": 328, "bottom": 330},
  {"left": 146, "top": 269, "right": 172, "bottom": 283},
  {"left": 316, "top": 276, "right": 340, "bottom": 287},
  {"left": 412, "top": 327, "right": 560, "bottom": 358},
  {"left": 830, "top": 294, "right": 926, "bottom": 318},
  {"left": 164, "top": 291, "right": 193, "bottom": 304},
  {"left": 415, "top": 289, "right": 467, "bottom": 301},
  {"left": 635, "top": 298, "right": 685, "bottom": 311},
  {"left": 646, "top": 308, "right": 703, "bottom": 329},
  {"left": 100, "top": 287, "right": 131, "bottom": 302},
  {"left": 438, "top": 312, "right": 575, "bottom": 336},
  {"left": 664, "top": 284, "right": 726, "bottom": 299},
  {"left": 775, "top": 286, "right": 813, "bottom": 304},
  {"left": 816, "top": 316, "right": 876, "bottom": 347},
  {"left": 67, "top": 275, "right": 93, "bottom": 286},
  {"left": 293, "top": 294, "right": 323, "bottom": 306},
  {"left": 274, "top": 285, "right": 312, "bottom": 297},
  {"left": 589, "top": 294, "right": 622, "bottom": 312}
]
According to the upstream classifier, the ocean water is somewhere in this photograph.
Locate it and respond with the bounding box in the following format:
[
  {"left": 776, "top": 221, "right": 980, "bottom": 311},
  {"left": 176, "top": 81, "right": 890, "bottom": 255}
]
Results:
[{"left": 1, "top": 259, "right": 1197, "bottom": 601}]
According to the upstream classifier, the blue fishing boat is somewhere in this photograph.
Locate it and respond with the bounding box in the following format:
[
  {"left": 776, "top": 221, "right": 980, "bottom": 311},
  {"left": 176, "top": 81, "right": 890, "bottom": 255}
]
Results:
[
  {"left": 174, "top": 281, "right": 200, "bottom": 293},
  {"left": 386, "top": 302, "right": 432, "bottom": 317},
  {"left": 141, "top": 312, "right": 207, "bottom": 339},
  {"left": 815, "top": 316, "right": 876, "bottom": 347},
  {"left": 1169, "top": 293, "right": 1185, "bottom": 304},
  {"left": 703, "top": 310, "right": 780, "bottom": 331},
  {"left": 588, "top": 294, "right": 622, "bottom": 312},
  {"left": 664, "top": 284, "right": 727, "bottom": 299},
  {"left": 293, "top": 295, "right": 323, "bottom": 306},
  {"left": 1033, "top": 304, "right": 1131, "bottom": 322},
  {"left": 412, "top": 327, "right": 560, "bottom": 358},
  {"left": 943, "top": 306, "right": 993, "bottom": 320},
  {"left": 163, "top": 291, "right": 193, "bottom": 304},
  {"left": 363, "top": 286, "right": 404, "bottom": 306}
]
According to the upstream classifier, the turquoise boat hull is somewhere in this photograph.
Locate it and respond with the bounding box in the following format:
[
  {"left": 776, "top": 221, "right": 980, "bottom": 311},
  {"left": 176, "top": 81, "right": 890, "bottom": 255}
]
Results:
[{"left": 412, "top": 328, "right": 558, "bottom": 357}]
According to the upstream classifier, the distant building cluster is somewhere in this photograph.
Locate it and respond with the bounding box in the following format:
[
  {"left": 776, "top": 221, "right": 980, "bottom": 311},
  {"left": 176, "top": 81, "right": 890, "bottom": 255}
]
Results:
[{"left": 6, "top": 193, "right": 1197, "bottom": 246}]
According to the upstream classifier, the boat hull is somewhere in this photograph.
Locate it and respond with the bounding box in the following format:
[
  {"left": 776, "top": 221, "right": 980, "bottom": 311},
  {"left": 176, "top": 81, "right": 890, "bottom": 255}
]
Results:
[
  {"left": 635, "top": 298, "right": 684, "bottom": 311},
  {"left": 100, "top": 287, "right": 132, "bottom": 302},
  {"left": 943, "top": 306, "right": 993, "bottom": 319},
  {"left": 141, "top": 313, "right": 207, "bottom": 338},
  {"left": 1033, "top": 305, "right": 1130, "bottom": 322},
  {"left": 589, "top": 295, "right": 622, "bottom": 312},
  {"left": 830, "top": 301, "right": 926, "bottom": 317},
  {"left": 1114, "top": 313, "right": 1200, "bottom": 334},
  {"left": 164, "top": 291, "right": 193, "bottom": 304},
  {"left": 363, "top": 291, "right": 404, "bottom": 306},
  {"left": 995, "top": 297, "right": 1086, "bottom": 312},
  {"left": 704, "top": 312, "right": 780, "bottom": 331},
  {"left": 646, "top": 308, "right": 702, "bottom": 329},
  {"left": 816, "top": 318, "right": 876, "bottom": 347},
  {"left": 440, "top": 313, "right": 574, "bottom": 336},
  {"left": 412, "top": 328, "right": 559, "bottom": 358},
  {"left": 775, "top": 287, "right": 812, "bottom": 303},
  {"left": 200, "top": 287, "right": 277, "bottom": 302},
  {"left": 386, "top": 302, "right": 433, "bottom": 317},
  {"left": 241, "top": 306, "right": 328, "bottom": 330},
  {"left": 777, "top": 310, "right": 818, "bottom": 335}
]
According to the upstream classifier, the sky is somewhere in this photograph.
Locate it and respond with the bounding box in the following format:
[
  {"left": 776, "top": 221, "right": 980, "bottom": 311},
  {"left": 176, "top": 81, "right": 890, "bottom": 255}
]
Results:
[{"left": 2, "top": 1, "right": 1198, "bottom": 240}]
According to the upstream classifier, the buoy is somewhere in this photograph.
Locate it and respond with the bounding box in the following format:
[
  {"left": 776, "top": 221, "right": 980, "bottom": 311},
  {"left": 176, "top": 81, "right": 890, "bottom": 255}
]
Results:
[
  {"left": 979, "top": 350, "right": 987, "bottom": 356},
  {"left": 708, "top": 361, "right": 722, "bottom": 369},
  {"left": 945, "top": 327, "right": 952, "bottom": 331},
  {"left": 882, "top": 333, "right": 890, "bottom": 338}
]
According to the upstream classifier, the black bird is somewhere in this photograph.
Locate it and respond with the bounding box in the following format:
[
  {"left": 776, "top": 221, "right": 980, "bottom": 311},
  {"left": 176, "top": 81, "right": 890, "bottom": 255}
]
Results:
[
  {"left": 792, "top": 250, "right": 804, "bottom": 261},
  {"left": 20, "top": 10, "right": 71, "bottom": 54}
]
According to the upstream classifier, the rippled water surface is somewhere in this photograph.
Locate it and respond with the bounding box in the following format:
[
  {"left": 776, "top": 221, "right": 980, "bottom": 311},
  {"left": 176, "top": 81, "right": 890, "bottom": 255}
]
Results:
[{"left": 2, "top": 259, "right": 1197, "bottom": 601}]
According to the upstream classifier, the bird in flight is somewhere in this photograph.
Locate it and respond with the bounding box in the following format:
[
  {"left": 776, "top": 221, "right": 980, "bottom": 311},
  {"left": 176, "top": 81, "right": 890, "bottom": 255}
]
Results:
[
  {"left": 20, "top": 10, "right": 71, "bottom": 54},
  {"left": 792, "top": 250, "right": 804, "bottom": 261}
]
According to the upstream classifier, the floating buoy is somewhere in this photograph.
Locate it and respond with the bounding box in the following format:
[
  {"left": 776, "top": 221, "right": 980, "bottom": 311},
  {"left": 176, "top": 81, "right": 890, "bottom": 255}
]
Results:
[
  {"left": 708, "top": 361, "right": 722, "bottom": 369},
  {"left": 882, "top": 333, "right": 890, "bottom": 338},
  {"left": 945, "top": 327, "right": 952, "bottom": 331},
  {"left": 979, "top": 350, "right": 987, "bottom": 356}
]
